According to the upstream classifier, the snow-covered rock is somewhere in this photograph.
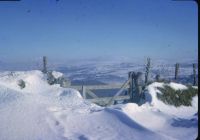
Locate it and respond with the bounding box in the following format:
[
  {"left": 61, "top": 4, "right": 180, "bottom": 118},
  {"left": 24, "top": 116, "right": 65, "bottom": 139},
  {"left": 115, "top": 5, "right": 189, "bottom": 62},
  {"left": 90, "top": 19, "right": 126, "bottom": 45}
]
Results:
[
  {"left": 47, "top": 71, "right": 71, "bottom": 87},
  {"left": 52, "top": 71, "right": 63, "bottom": 79}
]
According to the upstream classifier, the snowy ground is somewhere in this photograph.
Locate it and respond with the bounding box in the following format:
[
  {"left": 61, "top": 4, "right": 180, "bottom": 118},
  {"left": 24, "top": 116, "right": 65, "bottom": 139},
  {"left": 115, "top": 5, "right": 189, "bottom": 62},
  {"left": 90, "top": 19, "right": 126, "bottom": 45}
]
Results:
[{"left": 0, "top": 70, "right": 198, "bottom": 140}]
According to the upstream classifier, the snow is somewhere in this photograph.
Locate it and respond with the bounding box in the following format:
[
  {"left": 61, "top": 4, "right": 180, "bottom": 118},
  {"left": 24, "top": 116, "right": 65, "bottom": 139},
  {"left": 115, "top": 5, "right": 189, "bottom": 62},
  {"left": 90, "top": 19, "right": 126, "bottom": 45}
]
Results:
[
  {"left": 0, "top": 70, "right": 198, "bottom": 140},
  {"left": 53, "top": 59, "right": 197, "bottom": 85},
  {"left": 168, "top": 82, "right": 188, "bottom": 90},
  {"left": 112, "top": 81, "right": 198, "bottom": 140},
  {"left": 145, "top": 82, "right": 198, "bottom": 117},
  {"left": 52, "top": 71, "right": 63, "bottom": 79},
  {"left": 114, "top": 103, "right": 198, "bottom": 140}
]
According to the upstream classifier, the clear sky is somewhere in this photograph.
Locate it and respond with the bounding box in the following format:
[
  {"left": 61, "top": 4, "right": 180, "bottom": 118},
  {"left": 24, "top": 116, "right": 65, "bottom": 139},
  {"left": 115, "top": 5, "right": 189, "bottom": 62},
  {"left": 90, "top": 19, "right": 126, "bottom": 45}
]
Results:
[{"left": 0, "top": 0, "right": 198, "bottom": 63}]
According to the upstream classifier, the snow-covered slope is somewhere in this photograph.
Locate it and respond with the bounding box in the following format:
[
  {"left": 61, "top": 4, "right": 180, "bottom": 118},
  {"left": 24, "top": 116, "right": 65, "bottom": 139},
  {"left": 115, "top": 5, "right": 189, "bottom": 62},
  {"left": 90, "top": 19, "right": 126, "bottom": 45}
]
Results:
[
  {"left": 0, "top": 71, "right": 198, "bottom": 140},
  {"left": 113, "top": 82, "right": 198, "bottom": 140}
]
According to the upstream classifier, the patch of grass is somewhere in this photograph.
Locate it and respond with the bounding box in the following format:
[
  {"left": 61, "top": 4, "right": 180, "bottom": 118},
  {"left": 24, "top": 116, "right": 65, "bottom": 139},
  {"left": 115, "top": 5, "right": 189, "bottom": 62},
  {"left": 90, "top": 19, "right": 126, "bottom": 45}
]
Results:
[{"left": 157, "top": 85, "right": 198, "bottom": 107}]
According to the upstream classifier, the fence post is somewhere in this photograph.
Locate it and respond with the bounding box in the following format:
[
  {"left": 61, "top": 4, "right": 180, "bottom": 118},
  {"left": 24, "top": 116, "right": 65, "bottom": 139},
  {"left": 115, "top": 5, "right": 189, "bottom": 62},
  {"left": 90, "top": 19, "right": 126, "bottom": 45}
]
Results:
[
  {"left": 132, "top": 72, "right": 142, "bottom": 103},
  {"left": 136, "top": 72, "right": 142, "bottom": 98},
  {"left": 193, "top": 64, "right": 197, "bottom": 86},
  {"left": 175, "top": 63, "right": 179, "bottom": 80},
  {"left": 145, "top": 57, "right": 151, "bottom": 85},
  {"left": 82, "top": 85, "right": 86, "bottom": 99},
  {"left": 155, "top": 74, "right": 160, "bottom": 82},
  {"left": 128, "top": 72, "right": 133, "bottom": 100},
  {"left": 42, "top": 56, "right": 47, "bottom": 73}
]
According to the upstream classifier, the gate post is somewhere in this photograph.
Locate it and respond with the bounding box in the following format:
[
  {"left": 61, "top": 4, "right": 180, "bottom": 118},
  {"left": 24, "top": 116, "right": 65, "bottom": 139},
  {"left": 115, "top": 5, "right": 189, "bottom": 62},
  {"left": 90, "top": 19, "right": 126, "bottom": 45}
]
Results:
[
  {"left": 132, "top": 72, "right": 142, "bottom": 103},
  {"left": 128, "top": 72, "right": 133, "bottom": 101},
  {"left": 82, "top": 85, "right": 86, "bottom": 99}
]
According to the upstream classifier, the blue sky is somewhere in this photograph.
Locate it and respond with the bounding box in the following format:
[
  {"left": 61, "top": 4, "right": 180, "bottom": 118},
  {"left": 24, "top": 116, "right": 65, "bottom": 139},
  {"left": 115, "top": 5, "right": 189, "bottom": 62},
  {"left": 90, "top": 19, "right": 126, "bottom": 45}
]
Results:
[{"left": 0, "top": 0, "right": 198, "bottom": 63}]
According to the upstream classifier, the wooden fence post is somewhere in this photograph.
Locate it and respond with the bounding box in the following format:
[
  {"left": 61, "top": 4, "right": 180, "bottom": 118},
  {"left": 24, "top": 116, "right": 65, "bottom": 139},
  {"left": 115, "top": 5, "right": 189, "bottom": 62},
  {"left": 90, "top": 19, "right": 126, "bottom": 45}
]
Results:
[
  {"left": 136, "top": 72, "right": 142, "bottom": 98},
  {"left": 82, "top": 85, "right": 86, "bottom": 99},
  {"left": 193, "top": 64, "right": 197, "bottom": 86},
  {"left": 132, "top": 72, "right": 142, "bottom": 103},
  {"left": 155, "top": 74, "right": 160, "bottom": 82},
  {"left": 145, "top": 57, "right": 151, "bottom": 85},
  {"left": 175, "top": 63, "right": 179, "bottom": 80},
  {"left": 42, "top": 56, "right": 47, "bottom": 73},
  {"left": 128, "top": 72, "right": 133, "bottom": 100}
]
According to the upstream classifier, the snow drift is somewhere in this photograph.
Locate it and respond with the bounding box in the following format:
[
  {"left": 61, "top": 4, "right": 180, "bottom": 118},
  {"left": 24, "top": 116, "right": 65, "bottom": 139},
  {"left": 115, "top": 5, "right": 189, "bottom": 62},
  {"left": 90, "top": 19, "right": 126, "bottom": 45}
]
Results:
[{"left": 0, "top": 70, "right": 198, "bottom": 140}]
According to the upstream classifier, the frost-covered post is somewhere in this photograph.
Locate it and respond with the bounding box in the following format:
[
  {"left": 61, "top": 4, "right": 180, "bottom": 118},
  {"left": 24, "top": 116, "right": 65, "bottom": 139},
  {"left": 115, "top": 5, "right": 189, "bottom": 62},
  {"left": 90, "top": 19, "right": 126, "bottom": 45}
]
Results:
[
  {"left": 145, "top": 57, "right": 151, "bottom": 85},
  {"left": 132, "top": 72, "right": 142, "bottom": 103},
  {"left": 175, "top": 63, "right": 179, "bottom": 80},
  {"left": 42, "top": 56, "right": 47, "bottom": 73},
  {"left": 128, "top": 72, "right": 134, "bottom": 100},
  {"left": 82, "top": 85, "right": 86, "bottom": 99},
  {"left": 193, "top": 63, "right": 197, "bottom": 86}
]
